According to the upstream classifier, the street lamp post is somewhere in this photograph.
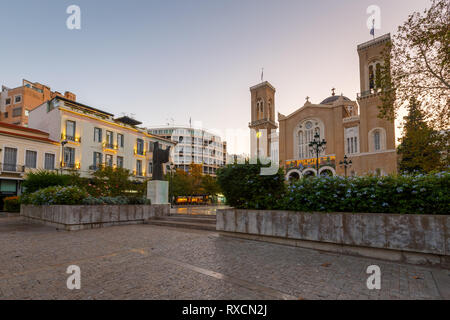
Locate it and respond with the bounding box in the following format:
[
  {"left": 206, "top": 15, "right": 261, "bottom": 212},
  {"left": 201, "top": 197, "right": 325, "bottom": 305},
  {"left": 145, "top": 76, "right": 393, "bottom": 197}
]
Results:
[
  {"left": 339, "top": 155, "right": 353, "bottom": 178},
  {"left": 308, "top": 132, "right": 326, "bottom": 176},
  {"left": 60, "top": 140, "right": 68, "bottom": 175},
  {"left": 169, "top": 162, "right": 174, "bottom": 206}
]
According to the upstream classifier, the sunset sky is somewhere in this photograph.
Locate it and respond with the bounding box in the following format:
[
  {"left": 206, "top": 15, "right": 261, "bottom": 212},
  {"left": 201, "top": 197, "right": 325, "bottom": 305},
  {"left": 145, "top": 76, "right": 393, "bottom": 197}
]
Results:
[{"left": 0, "top": 0, "right": 431, "bottom": 154}]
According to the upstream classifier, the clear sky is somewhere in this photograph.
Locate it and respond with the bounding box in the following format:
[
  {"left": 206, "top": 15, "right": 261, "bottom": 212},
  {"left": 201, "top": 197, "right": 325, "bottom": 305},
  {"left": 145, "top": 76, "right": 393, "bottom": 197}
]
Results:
[{"left": 0, "top": 0, "right": 431, "bottom": 154}]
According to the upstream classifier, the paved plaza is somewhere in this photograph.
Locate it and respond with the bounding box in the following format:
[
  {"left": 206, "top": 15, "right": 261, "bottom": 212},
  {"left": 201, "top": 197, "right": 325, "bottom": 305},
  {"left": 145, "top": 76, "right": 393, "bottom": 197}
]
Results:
[{"left": 0, "top": 215, "right": 449, "bottom": 300}]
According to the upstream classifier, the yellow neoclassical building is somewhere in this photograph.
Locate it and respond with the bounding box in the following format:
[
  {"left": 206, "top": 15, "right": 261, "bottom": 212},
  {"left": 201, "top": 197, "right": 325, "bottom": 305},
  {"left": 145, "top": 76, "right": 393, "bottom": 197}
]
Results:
[{"left": 249, "top": 34, "right": 397, "bottom": 178}]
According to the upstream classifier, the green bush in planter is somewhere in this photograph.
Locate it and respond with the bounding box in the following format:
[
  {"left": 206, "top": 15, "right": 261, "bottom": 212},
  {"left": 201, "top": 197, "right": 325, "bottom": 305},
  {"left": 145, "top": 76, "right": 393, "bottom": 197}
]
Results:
[
  {"left": 21, "top": 186, "right": 89, "bottom": 205},
  {"left": 216, "top": 162, "right": 286, "bottom": 209},
  {"left": 22, "top": 171, "right": 73, "bottom": 194},
  {"left": 126, "top": 196, "right": 151, "bottom": 205},
  {"left": 277, "top": 172, "right": 450, "bottom": 215},
  {"left": 3, "top": 196, "right": 21, "bottom": 212}
]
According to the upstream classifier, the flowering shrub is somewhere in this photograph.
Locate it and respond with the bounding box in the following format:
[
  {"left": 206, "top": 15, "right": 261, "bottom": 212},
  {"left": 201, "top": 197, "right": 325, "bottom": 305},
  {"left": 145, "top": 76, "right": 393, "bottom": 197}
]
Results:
[
  {"left": 276, "top": 172, "right": 449, "bottom": 214},
  {"left": 217, "top": 163, "right": 286, "bottom": 209},
  {"left": 3, "top": 196, "right": 20, "bottom": 212},
  {"left": 21, "top": 186, "right": 89, "bottom": 205},
  {"left": 219, "top": 169, "right": 450, "bottom": 215},
  {"left": 21, "top": 187, "right": 151, "bottom": 206},
  {"left": 22, "top": 171, "right": 74, "bottom": 194}
]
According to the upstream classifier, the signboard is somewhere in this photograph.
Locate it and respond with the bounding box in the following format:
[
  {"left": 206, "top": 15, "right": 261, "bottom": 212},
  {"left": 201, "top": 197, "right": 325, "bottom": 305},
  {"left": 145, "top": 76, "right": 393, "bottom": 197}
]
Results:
[{"left": 286, "top": 156, "right": 336, "bottom": 170}]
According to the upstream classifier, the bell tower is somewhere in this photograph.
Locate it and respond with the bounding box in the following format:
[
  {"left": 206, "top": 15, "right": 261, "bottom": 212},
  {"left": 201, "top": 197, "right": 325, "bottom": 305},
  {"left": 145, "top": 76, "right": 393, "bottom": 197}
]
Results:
[{"left": 249, "top": 81, "right": 278, "bottom": 158}]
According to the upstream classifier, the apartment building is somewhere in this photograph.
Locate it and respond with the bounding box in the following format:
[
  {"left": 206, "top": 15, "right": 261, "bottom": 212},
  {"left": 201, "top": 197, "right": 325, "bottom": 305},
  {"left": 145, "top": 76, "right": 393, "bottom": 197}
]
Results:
[
  {"left": 0, "top": 79, "right": 76, "bottom": 126},
  {"left": 148, "top": 126, "right": 226, "bottom": 175},
  {"left": 29, "top": 96, "right": 176, "bottom": 180},
  {"left": 0, "top": 122, "right": 60, "bottom": 207}
]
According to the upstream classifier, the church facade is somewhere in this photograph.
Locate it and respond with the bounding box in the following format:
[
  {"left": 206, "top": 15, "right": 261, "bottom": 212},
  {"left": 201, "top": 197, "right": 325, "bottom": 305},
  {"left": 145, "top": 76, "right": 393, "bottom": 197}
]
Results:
[{"left": 249, "top": 33, "right": 397, "bottom": 178}]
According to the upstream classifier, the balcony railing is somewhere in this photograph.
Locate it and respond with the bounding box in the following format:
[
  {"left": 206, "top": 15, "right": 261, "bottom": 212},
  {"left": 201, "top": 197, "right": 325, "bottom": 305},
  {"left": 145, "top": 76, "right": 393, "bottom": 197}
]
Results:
[
  {"left": 357, "top": 88, "right": 382, "bottom": 98},
  {"left": 1, "top": 163, "right": 25, "bottom": 173},
  {"left": 61, "top": 162, "right": 76, "bottom": 169},
  {"left": 134, "top": 149, "right": 145, "bottom": 156},
  {"left": 61, "top": 133, "right": 81, "bottom": 143},
  {"left": 103, "top": 142, "right": 118, "bottom": 150}
]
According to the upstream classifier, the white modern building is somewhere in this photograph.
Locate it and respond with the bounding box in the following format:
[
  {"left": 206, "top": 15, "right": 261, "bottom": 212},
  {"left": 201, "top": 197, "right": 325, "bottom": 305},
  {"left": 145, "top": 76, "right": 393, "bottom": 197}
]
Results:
[
  {"left": 148, "top": 126, "right": 226, "bottom": 175},
  {"left": 29, "top": 97, "right": 176, "bottom": 180}
]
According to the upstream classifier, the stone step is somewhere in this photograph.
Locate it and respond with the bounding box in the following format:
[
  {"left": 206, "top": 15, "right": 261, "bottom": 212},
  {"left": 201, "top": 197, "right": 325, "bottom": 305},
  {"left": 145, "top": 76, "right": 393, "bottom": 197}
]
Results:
[
  {"left": 146, "top": 219, "right": 216, "bottom": 231},
  {"left": 169, "top": 213, "right": 216, "bottom": 219},
  {"left": 159, "top": 216, "right": 216, "bottom": 224}
]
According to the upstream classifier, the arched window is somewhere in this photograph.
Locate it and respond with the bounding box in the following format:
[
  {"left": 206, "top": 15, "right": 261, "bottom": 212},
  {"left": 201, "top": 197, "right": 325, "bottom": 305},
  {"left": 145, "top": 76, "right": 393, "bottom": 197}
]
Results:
[
  {"left": 369, "top": 65, "right": 375, "bottom": 89},
  {"left": 298, "top": 131, "right": 304, "bottom": 159},
  {"left": 296, "top": 119, "right": 325, "bottom": 159},
  {"left": 268, "top": 99, "right": 272, "bottom": 120},
  {"left": 374, "top": 130, "right": 381, "bottom": 151},
  {"left": 256, "top": 99, "right": 264, "bottom": 120}
]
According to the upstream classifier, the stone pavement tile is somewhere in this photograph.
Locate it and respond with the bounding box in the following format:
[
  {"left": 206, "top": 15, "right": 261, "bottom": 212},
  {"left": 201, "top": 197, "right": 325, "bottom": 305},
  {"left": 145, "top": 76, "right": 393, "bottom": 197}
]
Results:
[{"left": 0, "top": 217, "right": 448, "bottom": 300}]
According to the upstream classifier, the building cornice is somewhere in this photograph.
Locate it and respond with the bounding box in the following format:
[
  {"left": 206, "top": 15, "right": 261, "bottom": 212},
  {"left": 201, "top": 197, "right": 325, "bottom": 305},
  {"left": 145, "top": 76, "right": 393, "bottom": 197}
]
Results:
[
  {"left": 250, "top": 81, "right": 276, "bottom": 92},
  {"left": 357, "top": 33, "right": 390, "bottom": 52}
]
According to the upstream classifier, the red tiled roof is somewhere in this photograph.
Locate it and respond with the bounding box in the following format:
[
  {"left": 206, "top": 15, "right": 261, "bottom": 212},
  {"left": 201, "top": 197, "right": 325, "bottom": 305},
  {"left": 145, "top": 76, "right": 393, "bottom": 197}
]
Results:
[
  {"left": 0, "top": 121, "right": 50, "bottom": 135},
  {"left": 0, "top": 122, "right": 58, "bottom": 144}
]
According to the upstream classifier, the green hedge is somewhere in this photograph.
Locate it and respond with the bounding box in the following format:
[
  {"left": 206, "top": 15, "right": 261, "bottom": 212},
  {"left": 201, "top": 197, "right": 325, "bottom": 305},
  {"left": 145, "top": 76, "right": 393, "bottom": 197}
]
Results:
[
  {"left": 217, "top": 164, "right": 450, "bottom": 215},
  {"left": 21, "top": 186, "right": 89, "bottom": 205},
  {"left": 22, "top": 171, "right": 73, "bottom": 194},
  {"left": 278, "top": 172, "right": 449, "bottom": 215},
  {"left": 21, "top": 186, "right": 151, "bottom": 206},
  {"left": 217, "top": 163, "right": 286, "bottom": 209}
]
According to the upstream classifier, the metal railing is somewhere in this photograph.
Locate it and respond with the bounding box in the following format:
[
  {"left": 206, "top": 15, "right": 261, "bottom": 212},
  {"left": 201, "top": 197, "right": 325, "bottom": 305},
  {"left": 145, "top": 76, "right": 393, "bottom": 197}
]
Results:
[
  {"left": 357, "top": 88, "right": 382, "bottom": 98},
  {"left": 61, "top": 133, "right": 81, "bottom": 143},
  {"left": 103, "top": 142, "right": 117, "bottom": 150},
  {"left": 0, "top": 163, "right": 25, "bottom": 173}
]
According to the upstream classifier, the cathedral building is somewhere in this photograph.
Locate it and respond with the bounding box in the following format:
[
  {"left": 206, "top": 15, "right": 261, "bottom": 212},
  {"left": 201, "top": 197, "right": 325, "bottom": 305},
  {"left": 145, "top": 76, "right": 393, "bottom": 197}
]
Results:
[{"left": 249, "top": 33, "right": 397, "bottom": 178}]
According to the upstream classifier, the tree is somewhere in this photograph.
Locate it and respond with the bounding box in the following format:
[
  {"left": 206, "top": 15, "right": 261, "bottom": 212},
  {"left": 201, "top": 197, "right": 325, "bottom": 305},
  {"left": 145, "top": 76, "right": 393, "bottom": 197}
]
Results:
[
  {"left": 397, "top": 97, "right": 446, "bottom": 173},
  {"left": 170, "top": 168, "right": 193, "bottom": 197},
  {"left": 168, "top": 164, "right": 222, "bottom": 200},
  {"left": 379, "top": 0, "right": 449, "bottom": 130},
  {"left": 90, "top": 166, "right": 145, "bottom": 197}
]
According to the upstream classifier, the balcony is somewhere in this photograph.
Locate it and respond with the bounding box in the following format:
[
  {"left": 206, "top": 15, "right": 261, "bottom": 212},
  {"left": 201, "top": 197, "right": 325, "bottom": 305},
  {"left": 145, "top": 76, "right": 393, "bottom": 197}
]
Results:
[
  {"left": 134, "top": 149, "right": 146, "bottom": 156},
  {"left": 0, "top": 163, "right": 25, "bottom": 173},
  {"left": 61, "top": 133, "right": 81, "bottom": 143},
  {"left": 61, "top": 162, "right": 79, "bottom": 170},
  {"left": 103, "top": 142, "right": 118, "bottom": 151},
  {"left": 357, "top": 88, "right": 382, "bottom": 99}
]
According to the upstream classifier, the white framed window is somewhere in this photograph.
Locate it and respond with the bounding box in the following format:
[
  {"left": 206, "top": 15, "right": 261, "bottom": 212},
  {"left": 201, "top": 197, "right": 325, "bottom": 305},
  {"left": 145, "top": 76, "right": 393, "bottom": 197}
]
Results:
[
  {"left": 105, "top": 154, "right": 113, "bottom": 167},
  {"left": 3, "top": 147, "right": 18, "bottom": 171},
  {"left": 25, "top": 150, "right": 37, "bottom": 168},
  {"left": 5, "top": 97, "right": 11, "bottom": 105},
  {"left": 374, "top": 131, "right": 381, "bottom": 151},
  {"left": 12, "top": 107, "right": 22, "bottom": 117},
  {"left": 345, "top": 126, "right": 359, "bottom": 155},
  {"left": 44, "top": 153, "right": 55, "bottom": 170},
  {"left": 94, "top": 127, "right": 102, "bottom": 142},
  {"left": 117, "top": 156, "right": 124, "bottom": 168},
  {"left": 136, "top": 160, "right": 142, "bottom": 176},
  {"left": 117, "top": 133, "right": 124, "bottom": 148},
  {"left": 14, "top": 95, "right": 22, "bottom": 104},
  {"left": 368, "top": 128, "right": 386, "bottom": 152}
]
